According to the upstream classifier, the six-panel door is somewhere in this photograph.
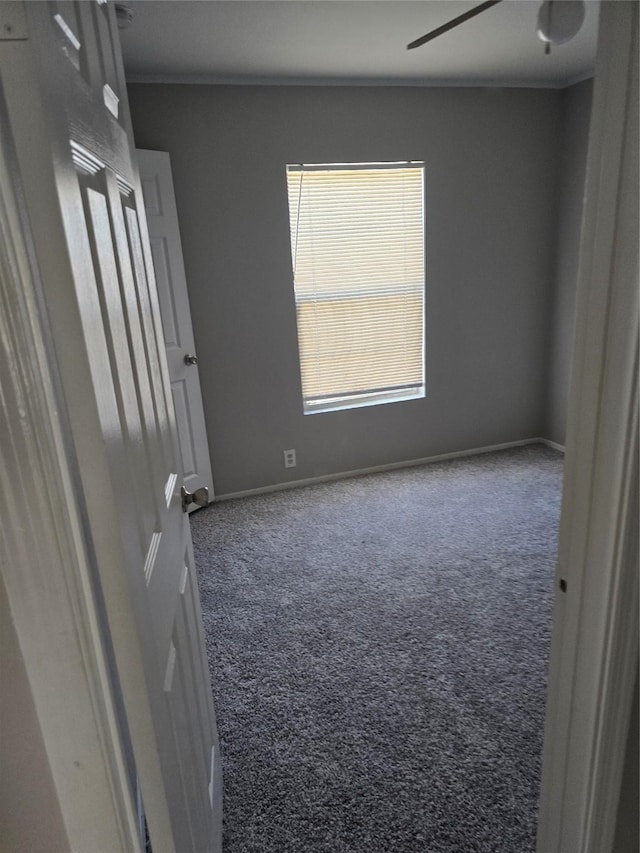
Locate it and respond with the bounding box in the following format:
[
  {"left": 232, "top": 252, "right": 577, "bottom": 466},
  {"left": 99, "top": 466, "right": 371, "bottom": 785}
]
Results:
[{"left": 18, "top": 3, "right": 222, "bottom": 850}]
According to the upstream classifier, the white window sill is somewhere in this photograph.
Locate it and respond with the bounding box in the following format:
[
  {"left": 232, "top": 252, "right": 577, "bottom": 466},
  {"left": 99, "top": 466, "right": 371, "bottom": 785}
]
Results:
[{"left": 303, "top": 386, "right": 425, "bottom": 415}]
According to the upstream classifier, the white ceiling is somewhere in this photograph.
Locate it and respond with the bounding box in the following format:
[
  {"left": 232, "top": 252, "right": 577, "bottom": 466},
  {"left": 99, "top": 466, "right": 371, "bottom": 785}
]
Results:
[{"left": 119, "top": 1, "right": 599, "bottom": 88}]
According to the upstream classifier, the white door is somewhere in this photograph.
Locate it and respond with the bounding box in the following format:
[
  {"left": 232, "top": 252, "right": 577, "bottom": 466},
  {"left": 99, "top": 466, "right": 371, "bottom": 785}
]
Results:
[
  {"left": 0, "top": 3, "right": 221, "bottom": 851},
  {"left": 137, "top": 149, "right": 214, "bottom": 503}
]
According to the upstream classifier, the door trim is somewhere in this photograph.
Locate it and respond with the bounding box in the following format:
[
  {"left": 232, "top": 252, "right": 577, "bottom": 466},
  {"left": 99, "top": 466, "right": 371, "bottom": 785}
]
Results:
[
  {"left": 0, "top": 78, "right": 142, "bottom": 853},
  {"left": 537, "top": 3, "right": 639, "bottom": 851}
]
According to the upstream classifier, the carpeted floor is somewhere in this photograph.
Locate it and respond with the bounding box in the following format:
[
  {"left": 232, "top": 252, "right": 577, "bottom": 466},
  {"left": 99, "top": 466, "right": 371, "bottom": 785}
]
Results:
[{"left": 191, "top": 445, "right": 563, "bottom": 853}]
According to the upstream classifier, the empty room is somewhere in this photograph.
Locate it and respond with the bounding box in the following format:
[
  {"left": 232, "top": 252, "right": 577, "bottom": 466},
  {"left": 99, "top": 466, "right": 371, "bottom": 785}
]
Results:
[
  {"left": 1, "top": 3, "right": 637, "bottom": 853},
  {"left": 125, "top": 2, "right": 593, "bottom": 849},
  {"left": 120, "top": 1, "right": 638, "bottom": 850}
]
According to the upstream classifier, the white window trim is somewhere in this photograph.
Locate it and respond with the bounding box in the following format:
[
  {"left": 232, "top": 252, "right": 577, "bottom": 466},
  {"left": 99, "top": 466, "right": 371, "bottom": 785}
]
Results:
[{"left": 287, "top": 160, "right": 426, "bottom": 415}]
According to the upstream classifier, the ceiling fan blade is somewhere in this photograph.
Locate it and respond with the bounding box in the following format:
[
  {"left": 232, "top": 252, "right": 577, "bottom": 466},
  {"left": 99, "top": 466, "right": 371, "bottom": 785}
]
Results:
[{"left": 407, "top": 0, "right": 503, "bottom": 50}]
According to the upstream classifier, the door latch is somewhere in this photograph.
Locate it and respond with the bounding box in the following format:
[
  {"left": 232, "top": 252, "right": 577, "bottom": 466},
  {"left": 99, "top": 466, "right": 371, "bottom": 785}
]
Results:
[{"left": 181, "top": 485, "right": 209, "bottom": 512}]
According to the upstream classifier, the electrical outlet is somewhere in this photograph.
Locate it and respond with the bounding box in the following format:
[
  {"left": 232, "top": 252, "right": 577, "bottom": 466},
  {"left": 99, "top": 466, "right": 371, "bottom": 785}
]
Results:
[{"left": 283, "top": 449, "right": 296, "bottom": 469}]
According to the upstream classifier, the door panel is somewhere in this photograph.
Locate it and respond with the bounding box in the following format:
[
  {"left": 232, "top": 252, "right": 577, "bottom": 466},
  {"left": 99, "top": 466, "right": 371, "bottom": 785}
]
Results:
[
  {"left": 150, "top": 237, "right": 180, "bottom": 345},
  {"left": 138, "top": 149, "right": 214, "bottom": 502},
  {"left": 6, "top": 4, "right": 222, "bottom": 851},
  {"left": 172, "top": 379, "right": 198, "bottom": 478}
]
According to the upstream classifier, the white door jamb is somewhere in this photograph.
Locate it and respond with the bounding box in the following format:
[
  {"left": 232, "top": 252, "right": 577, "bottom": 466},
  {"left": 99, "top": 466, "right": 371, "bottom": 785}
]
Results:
[{"left": 536, "top": 4, "right": 639, "bottom": 852}]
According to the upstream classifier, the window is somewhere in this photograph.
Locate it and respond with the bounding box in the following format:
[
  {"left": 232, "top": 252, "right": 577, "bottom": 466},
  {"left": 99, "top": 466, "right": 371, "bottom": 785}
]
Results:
[{"left": 286, "top": 161, "right": 425, "bottom": 414}]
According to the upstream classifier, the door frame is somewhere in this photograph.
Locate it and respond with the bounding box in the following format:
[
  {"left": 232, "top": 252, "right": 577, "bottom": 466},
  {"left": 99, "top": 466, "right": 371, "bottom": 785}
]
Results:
[
  {"left": 536, "top": 3, "right": 638, "bottom": 852},
  {"left": 0, "top": 2, "right": 636, "bottom": 852}
]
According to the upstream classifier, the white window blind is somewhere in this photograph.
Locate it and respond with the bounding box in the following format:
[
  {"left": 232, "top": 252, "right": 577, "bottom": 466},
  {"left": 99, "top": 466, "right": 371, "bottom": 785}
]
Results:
[{"left": 286, "top": 161, "right": 425, "bottom": 414}]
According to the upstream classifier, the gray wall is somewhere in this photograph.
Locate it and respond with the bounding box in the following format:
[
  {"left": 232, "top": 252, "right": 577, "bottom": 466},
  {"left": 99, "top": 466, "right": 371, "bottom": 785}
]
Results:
[
  {"left": 545, "top": 79, "right": 593, "bottom": 446},
  {"left": 129, "top": 84, "right": 562, "bottom": 496},
  {"left": 0, "top": 575, "right": 70, "bottom": 853}
]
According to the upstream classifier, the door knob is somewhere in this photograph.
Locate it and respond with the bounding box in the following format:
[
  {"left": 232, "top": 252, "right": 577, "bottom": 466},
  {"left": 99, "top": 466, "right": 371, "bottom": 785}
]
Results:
[
  {"left": 181, "top": 485, "right": 209, "bottom": 512},
  {"left": 184, "top": 353, "right": 198, "bottom": 365}
]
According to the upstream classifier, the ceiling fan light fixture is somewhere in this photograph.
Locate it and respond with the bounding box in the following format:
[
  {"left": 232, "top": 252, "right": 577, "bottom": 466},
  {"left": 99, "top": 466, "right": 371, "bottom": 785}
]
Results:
[{"left": 537, "top": 0, "right": 585, "bottom": 46}]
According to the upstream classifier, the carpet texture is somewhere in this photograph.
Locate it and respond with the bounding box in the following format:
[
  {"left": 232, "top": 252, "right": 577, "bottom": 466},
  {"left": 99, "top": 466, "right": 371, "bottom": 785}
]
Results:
[{"left": 191, "top": 445, "right": 562, "bottom": 853}]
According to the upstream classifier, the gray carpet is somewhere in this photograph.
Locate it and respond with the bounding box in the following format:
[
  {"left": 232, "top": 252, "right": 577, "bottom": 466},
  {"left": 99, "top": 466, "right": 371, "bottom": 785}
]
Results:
[{"left": 191, "top": 445, "right": 562, "bottom": 853}]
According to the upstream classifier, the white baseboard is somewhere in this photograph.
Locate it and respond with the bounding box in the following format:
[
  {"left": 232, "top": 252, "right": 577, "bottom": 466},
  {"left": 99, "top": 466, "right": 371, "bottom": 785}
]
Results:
[
  {"left": 214, "top": 437, "right": 561, "bottom": 502},
  {"left": 539, "top": 438, "right": 566, "bottom": 453}
]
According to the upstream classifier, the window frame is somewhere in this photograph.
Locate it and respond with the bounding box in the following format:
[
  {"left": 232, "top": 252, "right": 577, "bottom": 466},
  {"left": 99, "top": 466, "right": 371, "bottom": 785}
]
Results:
[{"left": 286, "top": 161, "right": 426, "bottom": 415}]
